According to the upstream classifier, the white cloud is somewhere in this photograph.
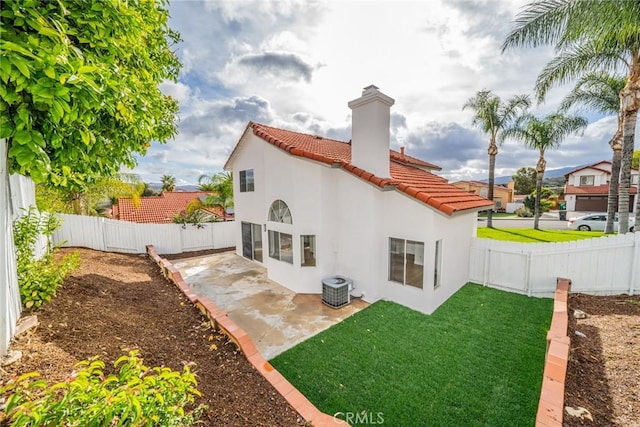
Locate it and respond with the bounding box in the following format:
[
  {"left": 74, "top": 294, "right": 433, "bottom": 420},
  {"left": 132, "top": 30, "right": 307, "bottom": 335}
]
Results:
[
  {"left": 129, "top": 0, "right": 629, "bottom": 185},
  {"left": 159, "top": 80, "right": 192, "bottom": 105}
]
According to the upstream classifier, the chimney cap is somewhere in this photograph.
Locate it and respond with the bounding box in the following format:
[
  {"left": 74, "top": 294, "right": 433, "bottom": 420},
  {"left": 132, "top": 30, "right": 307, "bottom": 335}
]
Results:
[
  {"left": 362, "top": 84, "right": 379, "bottom": 95},
  {"left": 348, "top": 84, "right": 395, "bottom": 109}
]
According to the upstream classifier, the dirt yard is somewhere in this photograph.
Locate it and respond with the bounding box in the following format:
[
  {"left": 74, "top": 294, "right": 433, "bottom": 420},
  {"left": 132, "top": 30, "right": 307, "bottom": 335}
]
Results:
[
  {"left": 0, "top": 248, "right": 304, "bottom": 426},
  {"left": 564, "top": 293, "right": 640, "bottom": 427}
]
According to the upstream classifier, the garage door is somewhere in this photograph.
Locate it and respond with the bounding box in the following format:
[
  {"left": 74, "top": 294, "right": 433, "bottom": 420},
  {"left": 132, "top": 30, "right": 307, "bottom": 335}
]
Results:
[
  {"left": 575, "top": 196, "right": 607, "bottom": 211},
  {"left": 575, "top": 195, "right": 634, "bottom": 212}
]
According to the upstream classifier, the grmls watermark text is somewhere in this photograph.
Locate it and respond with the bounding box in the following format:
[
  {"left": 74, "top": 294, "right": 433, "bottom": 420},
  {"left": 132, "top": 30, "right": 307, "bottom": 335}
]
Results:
[{"left": 333, "top": 411, "right": 384, "bottom": 425}]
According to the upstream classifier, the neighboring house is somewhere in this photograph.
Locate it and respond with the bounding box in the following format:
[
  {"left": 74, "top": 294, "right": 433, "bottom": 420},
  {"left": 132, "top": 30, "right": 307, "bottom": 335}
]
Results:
[
  {"left": 450, "top": 180, "right": 513, "bottom": 211},
  {"left": 112, "top": 191, "right": 230, "bottom": 223},
  {"left": 224, "top": 85, "right": 493, "bottom": 315},
  {"left": 564, "top": 161, "right": 638, "bottom": 212}
]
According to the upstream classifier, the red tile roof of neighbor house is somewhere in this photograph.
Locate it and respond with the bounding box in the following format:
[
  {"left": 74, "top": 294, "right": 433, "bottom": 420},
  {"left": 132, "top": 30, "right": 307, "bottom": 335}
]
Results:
[
  {"left": 115, "top": 192, "right": 226, "bottom": 223},
  {"left": 565, "top": 184, "right": 637, "bottom": 195},
  {"left": 243, "top": 122, "right": 494, "bottom": 215}
]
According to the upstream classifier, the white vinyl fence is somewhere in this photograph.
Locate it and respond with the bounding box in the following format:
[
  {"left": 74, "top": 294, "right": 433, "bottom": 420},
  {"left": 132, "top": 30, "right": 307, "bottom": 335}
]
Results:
[
  {"left": 469, "top": 233, "right": 640, "bottom": 297},
  {"left": 2, "top": 140, "right": 39, "bottom": 355},
  {"left": 52, "top": 214, "right": 236, "bottom": 255}
]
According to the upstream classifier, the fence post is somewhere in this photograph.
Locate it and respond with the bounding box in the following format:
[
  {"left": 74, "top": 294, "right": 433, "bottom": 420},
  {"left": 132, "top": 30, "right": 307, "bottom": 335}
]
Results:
[
  {"left": 631, "top": 233, "right": 639, "bottom": 296},
  {"left": 483, "top": 247, "right": 491, "bottom": 287},
  {"left": 100, "top": 217, "right": 107, "bottom": 251},
  {"left": 525, "top": 251, "right": 532, "bottom": 297}
]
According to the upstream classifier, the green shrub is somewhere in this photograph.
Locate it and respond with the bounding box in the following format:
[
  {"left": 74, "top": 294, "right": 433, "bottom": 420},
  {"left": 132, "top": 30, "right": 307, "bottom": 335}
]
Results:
[
  {"left": 523, "top": 188, "right": 556, "bottom": 213},
  {"left": 13, "top": 206, "right": 79, "bottom": 309},
  {"left": 0, "top": 351, "right": 205, "bottom": 426},
  {"left": 515, "top": 206, "right": 533, "bottom": 217}
]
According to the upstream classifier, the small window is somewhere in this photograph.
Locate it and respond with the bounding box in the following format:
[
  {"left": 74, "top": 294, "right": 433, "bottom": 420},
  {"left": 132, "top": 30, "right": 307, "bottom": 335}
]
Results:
[
  {"left": 632, "top": 175, "right": 639, "bottom": 185},
  {"left": 268, "top": 230, "right": 293, "bottom": 264},
  {"left": 389, "top": 238, "right": 424, "bottom": 289},
  {"left": 479, "top": 188, "right": 488, "bottom": 197},
  {"left": 579, "top": 175, "right": 594, "bottom": 186},
  {"left": 301, "top": 235, "right": 316, "bottom": 267},
  {"left": 239, "top": 169, "right": 254, "bottom": 192},
  {"left": 434, "top": 239, "right": 442, "bottom": 289},
  {"left": 269, "top": 200, "right": 292, "bottom": 224}
]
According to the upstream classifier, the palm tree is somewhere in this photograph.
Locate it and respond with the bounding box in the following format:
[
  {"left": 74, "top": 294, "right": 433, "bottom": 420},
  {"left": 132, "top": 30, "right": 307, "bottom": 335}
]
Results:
[
  {"left": 197, "top": 173, "right": 217, "bottom": 192},
  {"left": 204, "top": 172, "right": 234, "bottom": 218},
  {"left": 190, "top": 172, "right": 234, "bottom": 220},
  {"left": 160, "top": 174, "right": 175, "bottom": 192},
  {"left": 502, "top": 0, "right": 640, "bottom": 232},
  {"left": 560, "top": 73, "right": 626, "bottom": 234},
  {"left": 502, "top": 113, "right": 587, "bottom": 229},
  {"left": 463, "top": 90, "right": 531, "bottom": 227}
]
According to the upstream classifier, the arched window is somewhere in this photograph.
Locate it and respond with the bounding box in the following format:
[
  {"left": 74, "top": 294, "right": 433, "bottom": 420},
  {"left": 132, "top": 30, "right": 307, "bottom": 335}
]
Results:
[{"left": 268, "top": 200, "right": 292, "bottom": 224}]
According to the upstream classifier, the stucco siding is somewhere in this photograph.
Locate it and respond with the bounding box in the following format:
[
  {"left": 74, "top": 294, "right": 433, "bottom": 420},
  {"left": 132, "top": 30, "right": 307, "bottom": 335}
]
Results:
[{"left": 228, "top": 131, "right": 481, "bottom": 314}]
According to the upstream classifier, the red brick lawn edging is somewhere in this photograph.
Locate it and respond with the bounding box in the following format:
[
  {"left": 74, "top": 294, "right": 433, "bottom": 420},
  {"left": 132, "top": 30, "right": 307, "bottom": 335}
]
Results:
[
  {"left": 146, "top": 245, "right": 345, "bottom": 427},
  {"left": 536, "top": 277, "right": 572, "bottom": 426}
]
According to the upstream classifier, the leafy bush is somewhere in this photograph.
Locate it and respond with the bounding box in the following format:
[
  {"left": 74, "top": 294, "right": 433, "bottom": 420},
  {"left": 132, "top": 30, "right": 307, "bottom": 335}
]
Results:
[
  {"left": 12, "top": 206, "right": 79, "bottom": 309},
  {"left": 515, "top": 206, "right": 533, "bottom": 217},
  {"left": 0, "top": 351, "right": 205, "bottom": 427},
  {"left": 523, "top": 188, "right": 556, "bottom": 214}
]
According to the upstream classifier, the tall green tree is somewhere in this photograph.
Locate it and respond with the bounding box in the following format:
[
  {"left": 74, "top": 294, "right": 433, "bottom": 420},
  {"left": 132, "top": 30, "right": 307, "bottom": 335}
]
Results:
[
  {"left": 503, "top": 113, "right": 587, "bottom": 229},
  {"left": 560, "top": 73, "right": 626, "bottom": 234},
  {"left": 512, "top": 167, "right": 537, "bottom": 195},
  {"left": 36, "top": 173, "right": 144, "bottom": 215},
  {"left": 463, "top": 90, "right": 531, "bottom": 227},
  {"left": 1, "top": 0, "right": 181, "bottom": 189},
  {"left": 502, "top": 0, "right": 640, "bottom": 232},
  {"left": 161, "top": 174, "right": 176, "bottom": 192}
]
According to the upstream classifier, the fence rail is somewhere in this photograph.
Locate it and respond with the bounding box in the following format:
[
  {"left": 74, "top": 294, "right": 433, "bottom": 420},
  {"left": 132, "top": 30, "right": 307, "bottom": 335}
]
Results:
[
  {"left": 52, "top": 214, "right": 236, "bottom": 254},
  {"left": 469, "top": 233, "right": 640, "bottom": 296}
]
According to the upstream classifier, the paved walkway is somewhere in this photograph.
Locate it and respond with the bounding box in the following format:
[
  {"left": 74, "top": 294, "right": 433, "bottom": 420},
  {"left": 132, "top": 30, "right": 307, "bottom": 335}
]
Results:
[{"left": 173, "top": 251, "right": 368, "bottom": 359}]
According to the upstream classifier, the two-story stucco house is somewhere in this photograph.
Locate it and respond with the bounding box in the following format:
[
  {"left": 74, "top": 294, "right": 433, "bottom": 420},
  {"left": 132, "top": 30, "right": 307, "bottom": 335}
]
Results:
[
  {"left": 564, "top": 161, "right": 638, "bottom": 212},
  {"left": 450, "top": 180, "right": 513, "bottom": 211},
  {"left": 224, "top": 85, "right": 493, "bottom": 314}
]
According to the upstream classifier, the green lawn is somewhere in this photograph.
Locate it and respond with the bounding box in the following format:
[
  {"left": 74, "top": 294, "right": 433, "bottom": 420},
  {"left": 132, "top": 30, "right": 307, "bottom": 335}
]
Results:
[
  {"left": 478, "top": 212, "right": 517, "bottom": 218},
  {"left": 477, "top": 227, "right": 603, "bottom": 242},
  {"left": 271, "top": 284, "right": 552, "bottom": 426}
]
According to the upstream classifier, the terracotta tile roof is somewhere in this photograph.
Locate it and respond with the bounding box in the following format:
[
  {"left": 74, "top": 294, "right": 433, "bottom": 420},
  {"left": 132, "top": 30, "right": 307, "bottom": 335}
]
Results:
[
  {"left": 115, "top": 192, "right": 226, "bottom": 223},
  {"left": 565, "top": 184, "right": 637, "bottom": 195},
  {"left": 243, "top": 122, "right": 493, "bottom": 215}
]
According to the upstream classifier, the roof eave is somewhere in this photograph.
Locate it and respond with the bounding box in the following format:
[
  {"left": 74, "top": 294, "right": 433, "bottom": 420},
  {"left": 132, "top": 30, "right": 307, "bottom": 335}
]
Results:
[{"left": 223, "top": 122, "right": 255, "bottom": 171}]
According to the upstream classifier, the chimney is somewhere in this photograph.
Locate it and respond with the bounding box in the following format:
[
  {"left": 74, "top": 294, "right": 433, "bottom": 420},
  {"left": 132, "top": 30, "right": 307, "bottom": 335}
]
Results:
[{"left": 348, "top": 85, "right": 395, "bottom": 178}]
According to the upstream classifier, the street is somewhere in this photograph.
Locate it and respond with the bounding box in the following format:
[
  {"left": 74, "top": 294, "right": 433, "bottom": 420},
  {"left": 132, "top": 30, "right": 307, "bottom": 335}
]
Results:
[{"left": 477, "top": 211, "right": 574, "bottom": 230}]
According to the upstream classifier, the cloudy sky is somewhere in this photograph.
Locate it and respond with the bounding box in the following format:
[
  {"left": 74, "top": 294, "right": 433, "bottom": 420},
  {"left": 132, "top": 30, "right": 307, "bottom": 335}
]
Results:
[{"left": 128, "top": 0, "right": 629, "bottom": 185}]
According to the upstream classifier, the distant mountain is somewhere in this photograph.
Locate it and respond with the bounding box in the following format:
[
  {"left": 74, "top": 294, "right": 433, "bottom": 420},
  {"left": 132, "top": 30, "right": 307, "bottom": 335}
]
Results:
[
  {"left": 492, "top": 165, "right": 580, "bottom": 185},
  {"left": 146, "top": 183, "right": 200, "bottom": 192}
]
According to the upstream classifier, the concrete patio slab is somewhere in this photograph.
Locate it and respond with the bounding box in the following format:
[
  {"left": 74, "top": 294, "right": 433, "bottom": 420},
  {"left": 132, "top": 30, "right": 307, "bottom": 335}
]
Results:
[{"left": 173, "top": 251, "right": 368, "bottom": 359}]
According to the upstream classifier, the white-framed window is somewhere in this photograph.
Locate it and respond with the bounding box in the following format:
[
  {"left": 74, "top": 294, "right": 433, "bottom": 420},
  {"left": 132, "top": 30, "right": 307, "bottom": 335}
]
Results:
[
  {"left": 301, "top": 235, "right": 316, "bottom": 267},
  {"left": 389, "top": 238, "right": 424, "bottom": 289},
  {"left": 268, "top": 230, "right": 293, "bottom": 264},
  {"left": 579, "top": 175, "right": 594, "bottom": 186},
  {"left": 479, "top": 188, "right": 488, "bottom": 197},
  {"left": 239, "top": 169, "right": 254, "bottom": 192},
  {"left": 434, "top": 239, "right": 442, "bottom": 289},
  {"left": 632, "top": 175, "right": 639, "bottom": 185},
  {"left": 268, "top": 200, "right": 292, "bottom": 224}
]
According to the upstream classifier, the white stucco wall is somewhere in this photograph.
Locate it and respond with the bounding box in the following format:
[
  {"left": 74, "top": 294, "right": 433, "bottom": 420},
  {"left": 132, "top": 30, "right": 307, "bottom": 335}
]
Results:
[
  {"left": 229, "top": 131, "right": 482, "bottom": 314},
  {"left": 568, "top": 168, "right": 609, "bottom": 186}
]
